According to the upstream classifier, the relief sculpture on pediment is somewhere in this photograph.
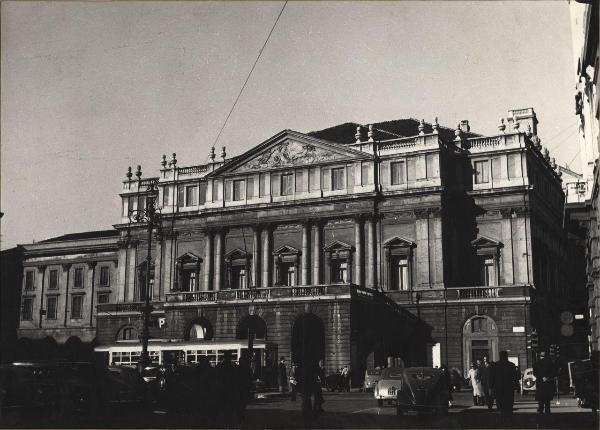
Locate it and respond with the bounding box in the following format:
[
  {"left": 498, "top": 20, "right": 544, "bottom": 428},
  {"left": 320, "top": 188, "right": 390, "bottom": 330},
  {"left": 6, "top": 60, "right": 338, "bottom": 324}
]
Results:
[{"left": 236, "top": 141, "right": 339, "bottom": 172}]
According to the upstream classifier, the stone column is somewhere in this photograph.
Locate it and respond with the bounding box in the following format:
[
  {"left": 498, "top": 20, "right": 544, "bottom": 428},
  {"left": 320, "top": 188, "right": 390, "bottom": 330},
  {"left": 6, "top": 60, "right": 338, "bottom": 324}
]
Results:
[
  {"left": 365, "top": 217, "right": 376, "bottom": 289},
  {"left": 262, "top": 225, "right": 272, "bottom": 289},
  {"left": 204, "top": 230, "right": 213, "bottom": 291},
  {"left": 252, "top": 226, "right": 261, "bottom": 288},
  {"left": 354, "top": 217, "right": 363, "bottom": 287},
  {"left": 214, "top": 229, "right": 225, "bottom": 291},
  {"left": 312, "top": 221, "right": 323, "bottom": 284},
  {"left": 301, "top": 222, "right": 311, "bottom": 285}
]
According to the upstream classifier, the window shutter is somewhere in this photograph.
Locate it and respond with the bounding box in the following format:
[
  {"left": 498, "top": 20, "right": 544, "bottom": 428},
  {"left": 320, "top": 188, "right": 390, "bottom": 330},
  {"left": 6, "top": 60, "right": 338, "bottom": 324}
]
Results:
[
  {"left": 491, "top": 157, "right": 502, "bottom": 180},
  {"left": 271, "top": 174, "right": 280, "bottom": 197},
  {"left": 322, "top": 168, "right": 331, "bottom": 191}
]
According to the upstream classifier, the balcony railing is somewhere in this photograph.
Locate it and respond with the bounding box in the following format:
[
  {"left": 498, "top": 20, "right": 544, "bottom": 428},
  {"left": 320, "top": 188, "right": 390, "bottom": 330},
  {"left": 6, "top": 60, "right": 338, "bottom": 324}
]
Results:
[
  {"left": 165, "top": 284, "right": 362, "bottom": 304},
  {"left": 97, "top": 302, "right": 144, "bottom": 313},
  {"left": 385, "top": 284, "right": 531, "bottom": 304}
]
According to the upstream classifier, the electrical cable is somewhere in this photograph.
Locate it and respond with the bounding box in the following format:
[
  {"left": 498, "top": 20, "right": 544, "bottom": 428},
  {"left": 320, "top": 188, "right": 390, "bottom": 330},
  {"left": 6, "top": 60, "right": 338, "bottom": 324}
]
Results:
[{"left": 211, "top": 1, "right": 288, "bottom": 149}]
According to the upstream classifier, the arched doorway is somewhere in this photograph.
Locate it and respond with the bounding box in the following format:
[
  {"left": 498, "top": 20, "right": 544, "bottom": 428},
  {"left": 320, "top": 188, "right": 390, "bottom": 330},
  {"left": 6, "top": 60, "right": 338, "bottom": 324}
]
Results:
[
  {"left": 185, "top": 317, "right": 214, "bottom": 341},
  {"left": 291, "top": 313, "right": 325, "bottom": 366},
  {"left": 236, "top": 315, "right": 267, "bottom": 340},
  {"left": 462, "top": 315, "right": 498, "bottom": 373}
]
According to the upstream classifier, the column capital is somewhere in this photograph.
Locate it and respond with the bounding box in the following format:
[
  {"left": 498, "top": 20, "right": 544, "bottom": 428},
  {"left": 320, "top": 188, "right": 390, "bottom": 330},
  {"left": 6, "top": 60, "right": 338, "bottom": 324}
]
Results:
[
  {"left": 309, "top": 217, "right": 327, "bottom": 227},
  {"left": 61, "top": 263, "right": 72, "bottom": 271},
  {"left": 37, "top": 265, "right": 47, "bottom": 273},
  {"left": 86, "top": 261, "right": 98, "bottom": 269}
]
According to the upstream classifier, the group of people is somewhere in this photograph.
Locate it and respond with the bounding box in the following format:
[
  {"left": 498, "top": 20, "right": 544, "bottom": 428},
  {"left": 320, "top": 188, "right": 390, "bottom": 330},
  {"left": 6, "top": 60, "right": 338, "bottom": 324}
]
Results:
[
  {"left": 465, "top": 350, "right": 558, "bottom": 423},
  {"left": 278, "top": 357, "right": 326, "bottom": 418}
]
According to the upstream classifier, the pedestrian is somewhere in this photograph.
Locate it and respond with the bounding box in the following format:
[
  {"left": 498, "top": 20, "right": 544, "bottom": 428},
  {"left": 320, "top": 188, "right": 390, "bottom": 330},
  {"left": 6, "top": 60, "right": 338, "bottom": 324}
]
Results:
[
  {"left": 278, "top": 357, "right": 288, "bottom": 393},
  {"left": 313, "top": 361, "right": 325, "bottom": 415},
  {"left": 533, "top": 351, "right": 556, "bottom": 419},
  {"left": 440, "top": 364, "right": 453, "bottom": 407},
  {"left": 480, "top": 357, "right": 494, "bottom": 410},
  {"left": 341, "top": 363, "right": 351, "bottom": 392},
  {"left": 289, "top": 362, "right": 298, "bottom": 401},
  {"left": 491, "top": 351, "right": 519, "bottom": 423},
  {"left": 467, "top": 363, "right": 483, "bottom": 406}
]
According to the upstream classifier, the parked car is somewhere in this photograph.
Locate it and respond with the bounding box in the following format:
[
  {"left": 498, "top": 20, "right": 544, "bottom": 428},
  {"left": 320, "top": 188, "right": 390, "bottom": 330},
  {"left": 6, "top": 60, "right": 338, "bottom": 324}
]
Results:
[
  {"left": 363, "top": 368, "right": 382, "bottom": 392},
  {"left": 374, "top": 367, "right": 404, "bottom": 406},
  {"left": 520, "top": 367, "right": 536, "bottom": 395},
  {"left": 396, "top": 367, "right": 450, "bottom": 416},
  {"left": 568, "top": 359, "right": 598, "bottom": 411}
]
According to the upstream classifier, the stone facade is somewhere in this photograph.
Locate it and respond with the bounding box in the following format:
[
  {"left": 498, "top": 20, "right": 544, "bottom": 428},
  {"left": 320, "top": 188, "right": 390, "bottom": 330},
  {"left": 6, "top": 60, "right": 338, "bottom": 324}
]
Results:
[{"left": 91, "top": 109, "right": 568, "bottom": 380}]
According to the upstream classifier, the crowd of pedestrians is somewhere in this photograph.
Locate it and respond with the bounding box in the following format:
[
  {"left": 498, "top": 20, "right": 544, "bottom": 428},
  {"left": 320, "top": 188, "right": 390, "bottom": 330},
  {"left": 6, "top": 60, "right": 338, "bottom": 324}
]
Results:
[{"left": 463, "top": 350, "right": 559, "bottom": 425}]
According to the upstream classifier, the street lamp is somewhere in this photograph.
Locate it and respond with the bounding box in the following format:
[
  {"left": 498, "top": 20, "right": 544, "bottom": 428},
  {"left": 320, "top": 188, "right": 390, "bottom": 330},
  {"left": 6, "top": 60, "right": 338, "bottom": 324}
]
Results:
[{"left": 128, "top": 165, "right": 162, "bottom": 373}]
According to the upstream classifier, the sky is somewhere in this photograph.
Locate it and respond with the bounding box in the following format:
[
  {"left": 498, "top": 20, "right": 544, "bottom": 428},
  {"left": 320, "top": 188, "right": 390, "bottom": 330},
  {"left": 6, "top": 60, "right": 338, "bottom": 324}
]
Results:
[{"left": 1, "top": 1, "right": 579, "bottom": 249}]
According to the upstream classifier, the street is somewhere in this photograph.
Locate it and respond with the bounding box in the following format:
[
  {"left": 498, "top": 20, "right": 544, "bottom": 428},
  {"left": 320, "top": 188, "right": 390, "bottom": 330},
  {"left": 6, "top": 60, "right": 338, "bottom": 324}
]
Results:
[{"left": 4, "top": 388, "right": 596, "bottom": 429}]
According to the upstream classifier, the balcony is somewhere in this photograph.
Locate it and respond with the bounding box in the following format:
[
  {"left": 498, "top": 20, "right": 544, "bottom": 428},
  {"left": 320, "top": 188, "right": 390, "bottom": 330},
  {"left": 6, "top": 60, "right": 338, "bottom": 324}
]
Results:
[
  {"left": 386, "top": 284, "right": 532, "bottom": 304},
  {"left": 97, "top": 301, "right": 164, "bottom": 315},
  {"left": 165, "top": 283, "right": 369, "bottom": 305}
]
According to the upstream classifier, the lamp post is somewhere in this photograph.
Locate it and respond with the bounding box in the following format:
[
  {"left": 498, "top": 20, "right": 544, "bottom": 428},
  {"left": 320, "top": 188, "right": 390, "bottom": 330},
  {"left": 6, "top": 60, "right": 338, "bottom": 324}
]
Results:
[{"left": 129, "top": 165, "right": 161, "bottom": 373}]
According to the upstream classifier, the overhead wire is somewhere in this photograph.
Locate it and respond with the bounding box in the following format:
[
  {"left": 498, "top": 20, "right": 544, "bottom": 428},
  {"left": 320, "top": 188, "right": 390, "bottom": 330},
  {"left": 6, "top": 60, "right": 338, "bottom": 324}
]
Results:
[{"left": 211, "top": 1, "right": 288, "bottom": 149}]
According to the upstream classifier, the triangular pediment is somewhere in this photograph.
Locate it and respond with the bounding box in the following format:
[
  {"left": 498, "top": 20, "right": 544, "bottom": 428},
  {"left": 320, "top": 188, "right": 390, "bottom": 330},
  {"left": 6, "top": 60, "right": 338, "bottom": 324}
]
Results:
[
  {"left": 471, "top": 236, "right": 502, "bottom": 248},
  {"left": 177, "top": 252, "right": 201, "bottom": 263},
  {"left": 324, "top": 240, "right": 355, "bottom": 252},
  {"left": 211, "top": 130, "right": 371, "bottom": 175},
  {"left": 273, "top": 245, "right": 300, "bottom": 255},
  {"left": 384, "top": 236, "right": 416, "bottom": 248},
  {"left": 224, "top": 248, "right": 250, "bottom": 260}
]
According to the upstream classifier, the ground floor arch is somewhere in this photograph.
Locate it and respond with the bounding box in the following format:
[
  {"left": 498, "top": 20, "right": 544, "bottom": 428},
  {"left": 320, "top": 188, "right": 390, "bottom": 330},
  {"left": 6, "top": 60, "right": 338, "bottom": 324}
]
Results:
[{"left": 291, "top": 313, "right": 325, "bottom": 366}]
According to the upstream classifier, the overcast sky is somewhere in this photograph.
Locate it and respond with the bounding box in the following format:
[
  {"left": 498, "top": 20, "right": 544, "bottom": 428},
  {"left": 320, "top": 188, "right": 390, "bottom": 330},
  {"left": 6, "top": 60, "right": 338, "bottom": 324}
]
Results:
[{"left": 1, "top": 1, "right": 578, "bottom": 249}]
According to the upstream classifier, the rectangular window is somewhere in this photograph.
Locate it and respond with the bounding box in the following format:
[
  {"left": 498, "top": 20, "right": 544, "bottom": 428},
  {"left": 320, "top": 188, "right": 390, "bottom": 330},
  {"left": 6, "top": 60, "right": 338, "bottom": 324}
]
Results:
[
  {"left": 474, "top": 160, "right": 490, "bottom": 184},
  {"left": 281, "top": 173, "right": 294, "bottom": 196},
  {"left": 224, "top": 180, "right": 232, "bottom": 201},
  {"left": 331, "top": 167, "right": 345, "bottom": 190},
  {"left": 71, "top": 295, "right": 83, "bottom": 319},
  {"left": 138, "top": 195, "right": 146, "bottom": 213},
  {"left": 97, "top": 293, "right": 110, "bottom": 304},
  {"left": 391, "top": 161, "right": 406, "bottom": 185},
  {"left": 406, "top": 159, "right": 416, "bottom": 182},
  {"left": 426, "top": 154, "right": 438, "bottom": 178},
  {"left": 361, "top": 163, "right": 372, "bottom": 185},
  {"left": 46, "top": 296, "right": 58, "bottom": 320},
  {"left": 127, "top": 196, "right": 135, "bottom": 217},
  {"left": 49, "top": 270, "right": 58, "bottom": 290},
  {"left": 491, "top": 157, "right": 502, "bottom": 180},
  {"left": 482, "top": 257, "right": 496, "bottom": 286},
  {"left": 233, "top": 179, "right": 245, "bottom": 201},
  {"left": 507, "top": 153, "right": 520, "bottom": 179},
  {"left": 310, "top": 168, "right": 320, "bottom": 191},
  {"left": 246, "top": 177, "right": 254, "bottom": 199},
  {"left": 186, "top": 185, "right": 198, "bottom": 206},
  {"left": 25, "top": 271, "right": 35, "bottom": 290},
  {"left": 74, "top": 268, "right": 84, "bottom": 289},
  {"left": 177, "top": 185, "right": 185, "bottom": 207},
  {"left": 295, "top": 170, "right": 305, "bottom": 193},
  {"left": 22, "top": 297, "right": 33, "bottom": 320},
  {"left": 199, "top": 182, "right": 207, "bottom": 204},
  {"left": 163, "top": 186, "right": 171, "bottom": 206},
  {"left": 259, "top": 174, "right": 267, "bottom": 197},
  {"left": 399, "top": 258, "right": 409, "bottom": 291},
  {"left": 100, "top": 266, "right": 110, "bottom": 287}
]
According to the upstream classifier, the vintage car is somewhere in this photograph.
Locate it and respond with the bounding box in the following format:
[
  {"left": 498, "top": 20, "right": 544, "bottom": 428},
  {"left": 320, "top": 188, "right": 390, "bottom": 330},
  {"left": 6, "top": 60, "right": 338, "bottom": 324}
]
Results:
[
  {"left": 520, "top": 367, "right": 536, "bottom": 395},
  {"left": 374, "top": 367, "right": 404, "bottom": 406},
  {"left": 395, "top": 367, "right": 450, "bottom": 416},
  {"left": 363, "top": 368, "right": 382, "bottom": 392}
]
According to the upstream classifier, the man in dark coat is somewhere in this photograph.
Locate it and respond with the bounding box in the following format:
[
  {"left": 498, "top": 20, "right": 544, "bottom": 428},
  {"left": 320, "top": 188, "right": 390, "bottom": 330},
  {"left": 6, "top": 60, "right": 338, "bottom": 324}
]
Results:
[
  {"left": 533, "top": 351, "right": 556, "bottom": 415},
  {"left": 479, "top": 357, "right": 494, "bottom": 410},
  {"left": 278, "top": 357, "right": 288, "bottom": 393},
  {"left": 491, "top": 351, "right": 519, "bottom": 421}
]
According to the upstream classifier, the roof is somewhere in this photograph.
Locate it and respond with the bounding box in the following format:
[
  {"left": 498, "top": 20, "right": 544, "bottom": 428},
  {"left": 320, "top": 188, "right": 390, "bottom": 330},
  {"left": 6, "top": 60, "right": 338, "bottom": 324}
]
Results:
[
  {"left": 38, "top": 229, "right": 119, "bottom": 243},
  {"left": 307, "top": 118, "right": 481, "bottom": 144}
]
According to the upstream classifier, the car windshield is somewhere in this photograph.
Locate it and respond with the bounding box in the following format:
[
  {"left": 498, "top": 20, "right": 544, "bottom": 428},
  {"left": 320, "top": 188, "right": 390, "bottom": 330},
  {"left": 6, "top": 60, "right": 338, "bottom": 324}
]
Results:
[
  {"left": 381, "top": 368, "right": 404, "bottom": 379},
  {"left": 366, "top": 369, "right": 381, "bottom": 376}
]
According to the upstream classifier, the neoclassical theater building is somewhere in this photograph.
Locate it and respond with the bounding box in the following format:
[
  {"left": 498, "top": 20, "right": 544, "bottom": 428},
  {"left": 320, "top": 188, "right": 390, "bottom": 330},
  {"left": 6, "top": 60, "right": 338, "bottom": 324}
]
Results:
[{"left": 18, "top": 108, "right": 570, "bottom": 383}]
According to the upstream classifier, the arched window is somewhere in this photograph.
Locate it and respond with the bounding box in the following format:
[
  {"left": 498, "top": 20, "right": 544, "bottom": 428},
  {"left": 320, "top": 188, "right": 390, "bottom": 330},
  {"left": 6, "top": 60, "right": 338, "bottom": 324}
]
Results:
[
  {"left": 117, "top": 326, "right": 138, "bottom": 342},
  {"left": 185, "top": 318, "right": 213, "bottom": 341},
  {"left": 236, "top": 315, "right": 267, "bottom": 340}
]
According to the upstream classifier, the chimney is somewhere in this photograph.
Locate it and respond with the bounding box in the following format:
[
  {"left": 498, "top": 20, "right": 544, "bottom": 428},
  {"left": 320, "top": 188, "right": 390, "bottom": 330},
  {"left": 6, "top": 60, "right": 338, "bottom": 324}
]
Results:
[
  {"left": 460, "top": 120, "right": 470, "bottom": 134},
  {"left": 508, "top": 108, "right": 538, "bottom": 135}
]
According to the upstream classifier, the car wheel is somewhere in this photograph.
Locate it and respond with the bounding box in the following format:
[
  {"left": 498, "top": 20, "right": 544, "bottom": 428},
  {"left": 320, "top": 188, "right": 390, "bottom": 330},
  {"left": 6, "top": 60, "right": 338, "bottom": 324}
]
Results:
[{"left": 377, "top": 399, "right": 383, "bottom": 407}]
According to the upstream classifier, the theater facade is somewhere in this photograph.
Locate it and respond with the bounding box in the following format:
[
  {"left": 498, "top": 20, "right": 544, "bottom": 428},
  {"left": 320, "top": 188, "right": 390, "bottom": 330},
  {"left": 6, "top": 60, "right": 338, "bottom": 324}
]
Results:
[{"left": 19, "top": 107, "right": 570, "bottom": 384}]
